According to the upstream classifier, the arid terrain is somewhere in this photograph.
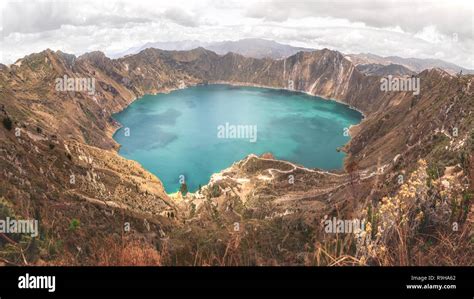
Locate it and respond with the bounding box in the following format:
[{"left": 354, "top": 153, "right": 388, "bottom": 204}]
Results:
[{"left": 0, "top": 47, "right": 472, "bottom": 265}]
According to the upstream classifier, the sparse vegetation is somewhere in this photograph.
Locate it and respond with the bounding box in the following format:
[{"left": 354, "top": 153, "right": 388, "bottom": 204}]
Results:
[{"left": 0, "top": 38, "right": 472, "bottom": 267}]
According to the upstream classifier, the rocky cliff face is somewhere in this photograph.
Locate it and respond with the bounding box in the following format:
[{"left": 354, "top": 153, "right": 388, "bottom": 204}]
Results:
[{"left": 0, "top": 47, "right": 472, "bottom": 265}]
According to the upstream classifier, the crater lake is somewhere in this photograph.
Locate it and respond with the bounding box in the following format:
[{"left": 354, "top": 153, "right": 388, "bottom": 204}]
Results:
[{"left": 112, "top": 84, "right": 363, "bottom": 193}]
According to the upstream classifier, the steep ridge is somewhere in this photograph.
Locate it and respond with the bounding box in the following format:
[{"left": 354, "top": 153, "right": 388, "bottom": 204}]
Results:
[
  {"left": 0, "top": 47, "right": 472, "bottom": 265},
  {"left": 346, "top": 53, "right": 474, "bottom": 75},
  {"left": 117, "top": 48, "right": 388, "bottom": 114},
  {"left": 0, "top": 50, "right": 177, "bottom": 265},
  {"left": 356, "top": 63, "right": 416, "bottom": 76}
]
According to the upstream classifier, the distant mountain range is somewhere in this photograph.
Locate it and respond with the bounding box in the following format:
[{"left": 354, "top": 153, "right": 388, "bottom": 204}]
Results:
[
  {"left": 345, "top": 53, "right": 473, "bottom": 75},
  {"left": 110, "top": 38, "right": 473, "bottom": 75},
  {"left": 355, "top": 63, "right": 416, "bottom": 77},
  {"left": 205, "top": 38, "right": 313, "bottom": 59},
  {"left": 110, "top": 38, "right": 313, "bottom": 60},
  {"left": 110, "top": 40, "right": 205, "bottom": 58}
]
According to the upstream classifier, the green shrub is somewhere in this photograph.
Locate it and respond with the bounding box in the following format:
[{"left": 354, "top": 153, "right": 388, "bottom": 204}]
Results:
[
  {"left": 2, "top": 117, "right": 12, "bottom": 131},
  {"left": 69, "top": 219, "right": 80, "bottom": 231},
  {"left": 209, "top": 184, "right": 221, "bottom": 198},
  {"left": 179, "top": 183, "right": 188, "bottom": 196}
]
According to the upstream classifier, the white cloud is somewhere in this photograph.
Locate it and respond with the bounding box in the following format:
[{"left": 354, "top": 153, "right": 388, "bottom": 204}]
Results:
[
  {"left": 0, "top": 0, "right": 472, "bottom": 69},
  {"left": 163, "top": 7, "right": 201, "bottom": 27}
]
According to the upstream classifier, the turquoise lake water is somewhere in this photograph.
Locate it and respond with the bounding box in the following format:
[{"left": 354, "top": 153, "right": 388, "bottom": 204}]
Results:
[{"left": 112, "top": 84, "right": 363, "bottom": 193}]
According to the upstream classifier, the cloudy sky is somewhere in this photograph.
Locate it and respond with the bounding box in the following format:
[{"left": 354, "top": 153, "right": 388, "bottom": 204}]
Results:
[{"left": 0, "top": 0, "right": 472, "bottom": 68}]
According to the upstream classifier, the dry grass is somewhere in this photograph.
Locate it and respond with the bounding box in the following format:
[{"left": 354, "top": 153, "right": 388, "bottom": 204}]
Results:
[{"left": 96, "top": 237, "right": 162, "bottom": 266}]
